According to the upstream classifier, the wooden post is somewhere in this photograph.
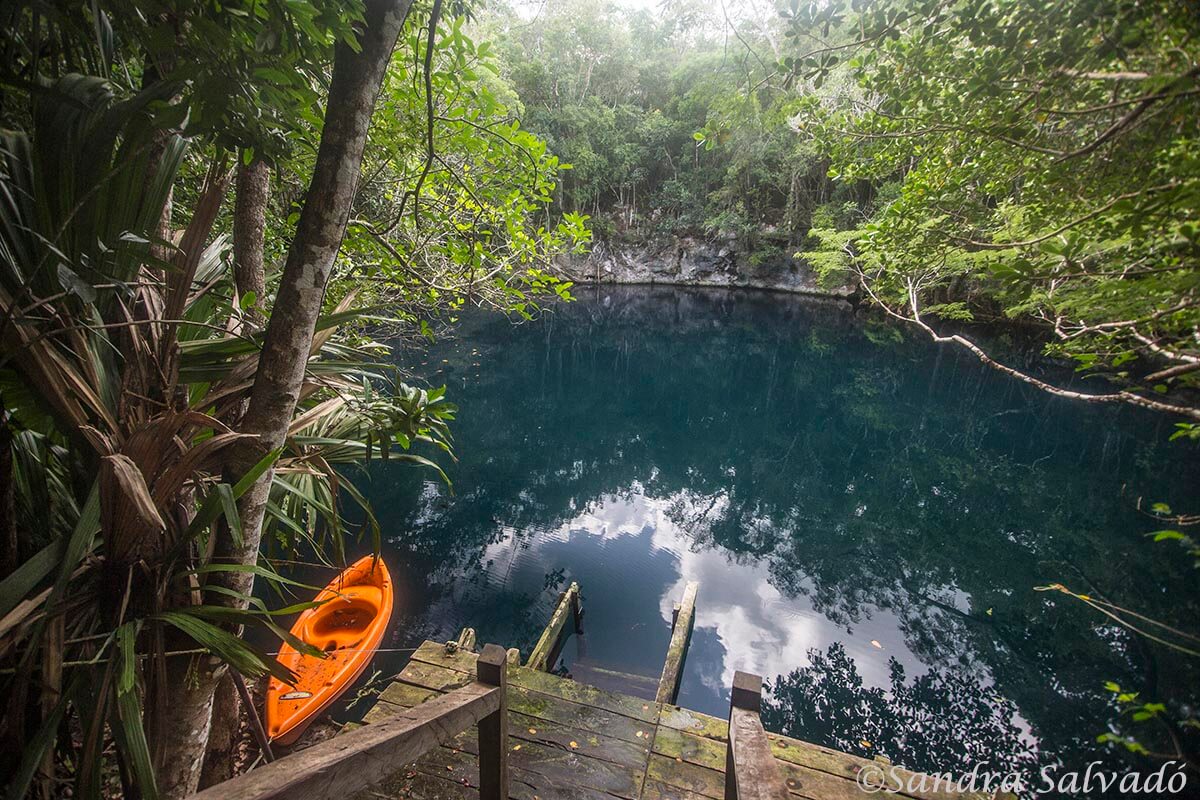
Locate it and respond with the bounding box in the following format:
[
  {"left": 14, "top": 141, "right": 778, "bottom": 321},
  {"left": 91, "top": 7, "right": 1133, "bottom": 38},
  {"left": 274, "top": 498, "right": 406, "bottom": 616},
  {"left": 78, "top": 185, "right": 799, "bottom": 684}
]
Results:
[
  {"left": 656, "top": 581, "right": 698, "bottom": 705},
  {"left": 570, "top": 586, "right": 584, "bottom": 634},
  {"left": 725, "top": 671, "right": 788, "bottom": 800},
  {"left": 476, "top": 643, "right": 509, "bottom": 800}
]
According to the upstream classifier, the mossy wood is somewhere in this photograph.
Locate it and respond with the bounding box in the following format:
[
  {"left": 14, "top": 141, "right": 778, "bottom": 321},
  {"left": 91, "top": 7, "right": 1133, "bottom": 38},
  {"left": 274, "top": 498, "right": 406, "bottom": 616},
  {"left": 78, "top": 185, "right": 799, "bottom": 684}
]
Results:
[
  {"left": 656, "top": 581, "right": 698, "bottom": 705},
  {"left": 338, "top": 638, "right": 1011, "bottom": 800},
  {"left": 526, "top": 581, "right": 582, "bottom": 672}
]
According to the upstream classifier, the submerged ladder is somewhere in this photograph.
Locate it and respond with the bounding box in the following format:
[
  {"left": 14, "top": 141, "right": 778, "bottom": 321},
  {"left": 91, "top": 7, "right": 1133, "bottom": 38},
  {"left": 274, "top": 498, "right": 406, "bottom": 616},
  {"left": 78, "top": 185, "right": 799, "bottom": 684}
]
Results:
[{"left": 520, "top": 579, "right": 699, "bottom": 705}]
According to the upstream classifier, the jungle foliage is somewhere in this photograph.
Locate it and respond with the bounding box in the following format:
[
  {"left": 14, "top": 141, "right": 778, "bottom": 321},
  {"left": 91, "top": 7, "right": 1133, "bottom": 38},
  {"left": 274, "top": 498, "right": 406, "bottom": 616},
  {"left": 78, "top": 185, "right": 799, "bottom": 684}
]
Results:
[
  {"left": 0, "top": 0, "right": 583, "bottom": 797},
  {"left": 783, "top": 0, "right": 1200, "bottom": 419},
  {"left": 484, "top": 0, "right": 1199, "bottom": 421}
]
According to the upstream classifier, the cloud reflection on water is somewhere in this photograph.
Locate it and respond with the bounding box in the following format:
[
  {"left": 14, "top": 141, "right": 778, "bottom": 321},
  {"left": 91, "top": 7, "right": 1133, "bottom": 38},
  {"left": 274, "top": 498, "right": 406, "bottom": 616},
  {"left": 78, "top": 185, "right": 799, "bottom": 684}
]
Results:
[{"left": 478, "top": 486, "right": 933, "bottom": 713}]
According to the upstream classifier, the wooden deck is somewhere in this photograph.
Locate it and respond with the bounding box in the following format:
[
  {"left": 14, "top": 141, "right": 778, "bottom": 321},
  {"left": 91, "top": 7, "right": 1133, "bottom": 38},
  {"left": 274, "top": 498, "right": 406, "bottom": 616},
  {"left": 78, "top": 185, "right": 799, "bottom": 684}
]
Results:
[{"left": 351, "top": 641, "right": 996, "bottom": 800}]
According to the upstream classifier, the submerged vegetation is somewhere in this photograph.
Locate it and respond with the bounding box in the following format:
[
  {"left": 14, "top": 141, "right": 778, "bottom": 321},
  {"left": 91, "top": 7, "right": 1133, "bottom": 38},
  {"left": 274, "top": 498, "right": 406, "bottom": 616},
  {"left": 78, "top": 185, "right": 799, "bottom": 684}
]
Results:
[{"left": 0, "top": 0, "right": 1196, "bottom": 797}]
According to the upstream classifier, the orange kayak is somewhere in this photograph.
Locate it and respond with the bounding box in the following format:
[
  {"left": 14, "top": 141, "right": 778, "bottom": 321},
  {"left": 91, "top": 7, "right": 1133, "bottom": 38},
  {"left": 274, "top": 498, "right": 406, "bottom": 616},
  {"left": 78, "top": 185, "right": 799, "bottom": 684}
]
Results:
[{"left": 265, "top": 555, "right": 393, "bottom": 745}]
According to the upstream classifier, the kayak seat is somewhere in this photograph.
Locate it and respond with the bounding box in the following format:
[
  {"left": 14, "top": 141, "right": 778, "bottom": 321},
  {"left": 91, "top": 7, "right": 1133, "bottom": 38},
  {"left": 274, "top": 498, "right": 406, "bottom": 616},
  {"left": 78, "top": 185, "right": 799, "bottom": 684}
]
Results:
[{"left": 305, "top": 585, "right": 384, "bottom": 653}]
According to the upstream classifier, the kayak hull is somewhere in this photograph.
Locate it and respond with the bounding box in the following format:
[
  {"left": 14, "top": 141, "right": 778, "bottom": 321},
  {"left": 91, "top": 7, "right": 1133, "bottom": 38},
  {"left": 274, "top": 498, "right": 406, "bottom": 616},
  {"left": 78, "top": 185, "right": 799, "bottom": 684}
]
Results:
[{"left": 265, "top": 555, "right": 393, "bottom": 745}]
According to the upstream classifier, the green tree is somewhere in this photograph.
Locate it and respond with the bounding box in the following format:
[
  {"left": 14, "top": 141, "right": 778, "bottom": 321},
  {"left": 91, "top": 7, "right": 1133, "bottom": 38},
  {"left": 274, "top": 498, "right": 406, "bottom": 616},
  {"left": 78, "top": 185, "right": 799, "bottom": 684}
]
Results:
[
  {"left": 789, "top": 0, "right": 1200, "bottom": 420},
  {"left": 0, "top": 0, "right": 580, "bottom": 796}
]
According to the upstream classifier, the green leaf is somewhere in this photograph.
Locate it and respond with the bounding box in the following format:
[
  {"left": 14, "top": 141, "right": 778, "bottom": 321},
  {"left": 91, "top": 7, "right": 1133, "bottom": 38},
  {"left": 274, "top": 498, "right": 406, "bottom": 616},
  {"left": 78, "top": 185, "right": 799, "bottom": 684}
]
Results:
[
  {"left": 218, "top": 483, "right": 244, "bottom": 548},
  {"left": 156, "top": 611, "right": 297, "bottom": 683},
  {"left": 1149, "top": 530, "right": 1185, "bottom": 542},
  {"left": 116, "top": 622, "right": 140, "bottom": 696},
  {"left": 112, "top": 666, "right": 159, "bottom": 800}
]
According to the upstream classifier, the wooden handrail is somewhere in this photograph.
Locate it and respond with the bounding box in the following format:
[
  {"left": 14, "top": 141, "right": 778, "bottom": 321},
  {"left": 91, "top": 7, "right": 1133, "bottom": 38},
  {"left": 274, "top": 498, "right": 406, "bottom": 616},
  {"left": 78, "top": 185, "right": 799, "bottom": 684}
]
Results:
[
  {"left": 526, "top": 581, "right": 583, "bottom": 672},
  {"left": 192, "top": 643, "right": 510, "bottom": 800},
  {"left": 656, "top": 581, "right": 698, "bottom": 704},
  {"left": 724, "top": 671, "right": 789, "bottom": 800}
]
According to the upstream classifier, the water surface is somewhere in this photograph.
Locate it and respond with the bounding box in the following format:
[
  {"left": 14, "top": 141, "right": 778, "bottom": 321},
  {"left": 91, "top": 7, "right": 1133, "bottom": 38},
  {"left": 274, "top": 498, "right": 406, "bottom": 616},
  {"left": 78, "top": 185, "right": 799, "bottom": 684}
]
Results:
[{"left": 363, "top": 287, "right": 1198, "bottom": 788}]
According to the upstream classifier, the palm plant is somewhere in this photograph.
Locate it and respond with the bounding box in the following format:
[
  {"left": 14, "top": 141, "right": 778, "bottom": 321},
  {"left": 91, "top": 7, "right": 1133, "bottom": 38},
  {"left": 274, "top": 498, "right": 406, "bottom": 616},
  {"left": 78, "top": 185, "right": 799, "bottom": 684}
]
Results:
[{"left": 0, "top": 74, "right": 452, "bottom": 799}]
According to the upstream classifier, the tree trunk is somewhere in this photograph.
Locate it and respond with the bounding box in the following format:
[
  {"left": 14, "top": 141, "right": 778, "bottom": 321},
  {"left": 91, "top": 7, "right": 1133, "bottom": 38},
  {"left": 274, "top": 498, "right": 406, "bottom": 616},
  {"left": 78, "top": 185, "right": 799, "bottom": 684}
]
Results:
[
  {"left": 152, "top": 1, "right": 413, "bottom": 796},
  {"left": 197, "top": 673, "right": 240, "bottom": 789},
  {"left": 201, "top": 154, "right": 269, "bottom": 754},
  {"left": 233, "top": 157, "right": 270, "bottom": 328}
]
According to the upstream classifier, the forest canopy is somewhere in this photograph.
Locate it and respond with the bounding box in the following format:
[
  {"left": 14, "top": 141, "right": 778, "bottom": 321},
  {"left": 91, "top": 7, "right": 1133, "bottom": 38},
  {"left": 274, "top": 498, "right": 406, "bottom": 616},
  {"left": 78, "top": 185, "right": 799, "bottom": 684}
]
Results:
[
  {"left": 479, "top": 0, "right": 1200, "bottom": 422},
  {"left": 0, "top": 0, "right": 1197, "bottom": 797}
]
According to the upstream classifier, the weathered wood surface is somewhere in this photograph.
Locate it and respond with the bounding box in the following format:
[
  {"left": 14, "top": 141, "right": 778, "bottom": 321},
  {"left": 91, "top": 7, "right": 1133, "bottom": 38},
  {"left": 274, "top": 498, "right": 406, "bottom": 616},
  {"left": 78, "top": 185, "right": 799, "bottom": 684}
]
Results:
[
  {"left": 190, "top": 680, "right": 500, "bottom": 800},
  {"left": 656, "top": 581, "right": 698, "bottom": 704},
  {"left": 725, "top": 672, "right": 789, "bottom": 800},
  {"left": 526, "top": 581, "right": 582, "bottom": 671},
  {"left": 476, "top": 644, "right": 509, "bottom": 800},
  {"left": 350, "top": 640, "right": 1007, "bottom": 800}
]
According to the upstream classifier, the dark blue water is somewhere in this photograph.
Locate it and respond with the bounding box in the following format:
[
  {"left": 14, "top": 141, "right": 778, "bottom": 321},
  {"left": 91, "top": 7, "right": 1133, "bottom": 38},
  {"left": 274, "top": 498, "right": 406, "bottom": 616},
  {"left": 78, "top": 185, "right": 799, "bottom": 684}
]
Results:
[{"left": 359, "top": 287, "right": 1198, "bottom": 790}]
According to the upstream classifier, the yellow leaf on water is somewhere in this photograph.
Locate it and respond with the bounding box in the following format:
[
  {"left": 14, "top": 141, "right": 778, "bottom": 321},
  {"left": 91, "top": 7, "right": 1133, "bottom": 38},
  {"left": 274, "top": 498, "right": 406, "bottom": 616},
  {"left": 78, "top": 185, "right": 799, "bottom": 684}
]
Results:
[
  {"left": 569, "top": 741, "right": 579, "bottom": 749},
  {"left": 860, "top": 739, "right": 873, "bottom": 749},
  {"left": 870, "top": 640, "right": 882, "bottom": 649}
]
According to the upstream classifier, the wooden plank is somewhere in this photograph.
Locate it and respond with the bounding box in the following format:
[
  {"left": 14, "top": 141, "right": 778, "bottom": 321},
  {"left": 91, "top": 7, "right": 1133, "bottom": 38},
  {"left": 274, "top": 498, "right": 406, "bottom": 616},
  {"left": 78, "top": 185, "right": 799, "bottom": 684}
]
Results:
[
  {"left": 414, "top": 726, "right": 646, "bottom": 797},
  {"left": 647, "top": 753, "right": 725, "bottom": 799},
  {"left": 477, "top": 644, "right": 509, "bottom": 800},
  {"left": 368, "top": 681, "right": 650, "bottom": 771},
  {"left": 656, "top": 582, "right": 698, "bottom": 705},
  {"left": 511, "top": 666, "right": 660, "bottom": 724},
  {"left": 642, "top": 778, "right": 713, "bottom": 800},
  {"left": 728, "top": 704, "right": 792, "bottom": 800},
  {"left": 657, "top": 710, "right": 994, "bottom": 800},
  {"left": 412, "top": 640, "right": 481, "bottom": 675},
  {"left": 407, "top": 743, "right": 632, "bottom": 800},
  {"left": 354, "top": 769, "right": 478, "bottom": 800},
  {"left": 398, "top": 660, "right": 476, "bottom": 693},
  {"left": 465, "top": 710, "right": 653, "bottom": 770},
  {"left": 379, "top": 681, "right": 441, "bottom": 708},
  {"left": 506, "top": 738, "right": 643, "bottom": 798},
  {"left": 658, "top": 706, "right": 729, "bottom": 741},
  {"left": 411, "top": 640, "right": 659, "bottom": 725},
  {"left": 527, "top": 582, "right": 580, "bottom": 672},
  {"left": 363, "top": 684, "right": 440, "bottom": 724},
  {"left": 507, "top": 684, "right": 654, "bottom": 745},
  {"left": 189, "top": 682, "right": 501, "bottom": 800},
  {"left": 653, "top": 725, "right": 725, "bottom": 772},
  {"left": 654, "top": 726, "right": 884, "bottom": 800}
]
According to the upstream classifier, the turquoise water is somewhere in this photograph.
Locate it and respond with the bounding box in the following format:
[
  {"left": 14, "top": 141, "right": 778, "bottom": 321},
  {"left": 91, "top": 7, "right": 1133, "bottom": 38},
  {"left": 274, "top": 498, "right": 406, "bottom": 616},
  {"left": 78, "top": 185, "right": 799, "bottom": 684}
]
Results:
[{"left": 362, "top": 287, "right": 1198, "bottom": 789}]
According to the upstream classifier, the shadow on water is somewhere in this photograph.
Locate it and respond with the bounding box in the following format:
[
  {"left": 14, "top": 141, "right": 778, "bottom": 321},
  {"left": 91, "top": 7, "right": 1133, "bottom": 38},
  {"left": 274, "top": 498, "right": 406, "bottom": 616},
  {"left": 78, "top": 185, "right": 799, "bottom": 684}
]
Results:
[{"left": 347, "top": 286, "right": 1198, "bottom": 789}]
